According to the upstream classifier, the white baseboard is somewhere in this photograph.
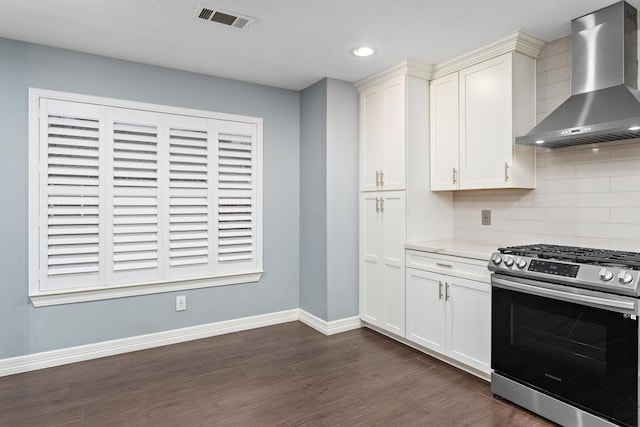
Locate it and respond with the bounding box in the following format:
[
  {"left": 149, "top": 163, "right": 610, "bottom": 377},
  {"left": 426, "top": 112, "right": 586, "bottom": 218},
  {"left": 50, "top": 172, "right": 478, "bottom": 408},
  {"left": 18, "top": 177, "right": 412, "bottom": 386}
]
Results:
[
  {"left": 298, "top": 310, "right": 362, "bottom": 335},
  {"left": 0, "top": 309, "right": 361, "bottom": 377}
]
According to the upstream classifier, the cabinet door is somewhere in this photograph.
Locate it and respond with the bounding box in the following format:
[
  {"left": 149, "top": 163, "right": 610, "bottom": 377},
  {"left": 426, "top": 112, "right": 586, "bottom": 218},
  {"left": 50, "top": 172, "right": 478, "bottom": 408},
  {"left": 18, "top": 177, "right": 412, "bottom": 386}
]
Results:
[
  {"left": 360, "top": 89, "right": 383, "bottom": 192},
  {"left": 430, "top": 73, "right": 460, "bottom": 191},
  {"left": 459, "top": 53, "right": 513, "bottom": 190},
  {"left": 446, "top": 277, "right": 491, "bottom": 373},
  {"left": 380, "top": 76, "right": 406, "bottom": 191},
  {"left": 359, "top": 77, "right": 406, "bottom": 192},
  {"left": 406, "top": 268, "right": 446, "bottom": 353},
  {"left": 359, "top": 193, "right": 383, "bottom": 325},
  {"left": 380, "top": 191, "right": 406, "bottom": 336}
]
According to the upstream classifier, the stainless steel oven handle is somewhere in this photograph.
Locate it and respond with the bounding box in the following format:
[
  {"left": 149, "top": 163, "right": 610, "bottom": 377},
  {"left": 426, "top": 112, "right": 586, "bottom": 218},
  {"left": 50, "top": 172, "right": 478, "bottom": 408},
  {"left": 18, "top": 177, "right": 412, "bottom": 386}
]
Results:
[{"left": 492, "top": 276, "right": 637, "bottom": 312}]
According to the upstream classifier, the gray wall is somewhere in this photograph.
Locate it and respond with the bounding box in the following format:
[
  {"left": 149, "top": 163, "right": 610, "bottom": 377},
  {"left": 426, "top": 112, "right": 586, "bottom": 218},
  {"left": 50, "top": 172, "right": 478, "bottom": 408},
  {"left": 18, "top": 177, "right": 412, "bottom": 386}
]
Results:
[
  {"left": 299, "top": 78, "right": 358, "bottom": 322},
  {"left": 0, "top": 38, "right": 301, "bottom": 358},
  {"left": 299, "top": 80, "right": 329, "bottom": 319},
  {"left": 326, "top": 79, "right": 358, "bottom": 321}
]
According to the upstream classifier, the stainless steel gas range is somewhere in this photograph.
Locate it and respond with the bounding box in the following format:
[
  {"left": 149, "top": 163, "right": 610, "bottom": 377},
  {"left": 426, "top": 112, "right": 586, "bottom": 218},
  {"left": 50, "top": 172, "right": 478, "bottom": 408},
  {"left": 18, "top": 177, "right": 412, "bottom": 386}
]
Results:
[{"left": 488, "top": 244, "right": 640, "bottom": 427}]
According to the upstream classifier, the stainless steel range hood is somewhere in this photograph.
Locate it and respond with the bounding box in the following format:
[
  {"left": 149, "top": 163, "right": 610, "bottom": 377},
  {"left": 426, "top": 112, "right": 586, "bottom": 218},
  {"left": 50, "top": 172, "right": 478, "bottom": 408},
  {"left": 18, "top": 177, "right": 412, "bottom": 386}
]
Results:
[{"left": 516, "top": 1, "right": 640, "bottom": 148}]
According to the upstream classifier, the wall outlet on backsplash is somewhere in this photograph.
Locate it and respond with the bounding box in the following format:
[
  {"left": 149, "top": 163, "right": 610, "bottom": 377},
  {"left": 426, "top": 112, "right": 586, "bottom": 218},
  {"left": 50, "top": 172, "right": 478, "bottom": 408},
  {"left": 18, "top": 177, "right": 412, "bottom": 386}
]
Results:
[{"left": 481, "top": 210, "right": 491, "bottom": 226}]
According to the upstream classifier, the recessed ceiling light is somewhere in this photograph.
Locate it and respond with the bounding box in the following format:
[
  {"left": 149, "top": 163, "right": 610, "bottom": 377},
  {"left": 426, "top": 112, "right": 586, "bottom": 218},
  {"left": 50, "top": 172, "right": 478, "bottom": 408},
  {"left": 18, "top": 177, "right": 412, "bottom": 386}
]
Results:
[
  {"left": 352, "top": 46, "right": 376, "bottom": 57},
  {"left": 629, "top": 126, "right": 640, "bottom": 131},
  {"left": 535, "top": 140, "right": 545, "bottom": 144}
]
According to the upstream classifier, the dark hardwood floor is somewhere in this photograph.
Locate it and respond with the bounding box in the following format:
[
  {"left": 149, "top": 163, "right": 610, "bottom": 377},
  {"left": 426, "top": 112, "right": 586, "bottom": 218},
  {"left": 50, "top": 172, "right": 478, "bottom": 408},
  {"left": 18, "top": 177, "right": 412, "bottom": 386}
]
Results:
[{"left": 0, "top": 322, "right": 557, "bottom": 426}]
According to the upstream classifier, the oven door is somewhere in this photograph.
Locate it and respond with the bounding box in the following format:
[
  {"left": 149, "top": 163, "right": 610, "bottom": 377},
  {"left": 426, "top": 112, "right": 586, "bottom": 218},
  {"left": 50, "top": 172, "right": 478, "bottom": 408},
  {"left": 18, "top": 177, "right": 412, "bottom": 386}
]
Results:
[{"left": 492, "top": 274, "right": 639, "bottom": 427}]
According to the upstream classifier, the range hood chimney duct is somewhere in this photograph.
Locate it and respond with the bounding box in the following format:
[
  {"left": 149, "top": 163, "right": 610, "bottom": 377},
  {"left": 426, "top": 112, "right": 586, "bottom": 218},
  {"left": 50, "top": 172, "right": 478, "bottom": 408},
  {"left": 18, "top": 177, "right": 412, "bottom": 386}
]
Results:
[{"left": 516, "top": 1, "right": 640, "bottom": 148}]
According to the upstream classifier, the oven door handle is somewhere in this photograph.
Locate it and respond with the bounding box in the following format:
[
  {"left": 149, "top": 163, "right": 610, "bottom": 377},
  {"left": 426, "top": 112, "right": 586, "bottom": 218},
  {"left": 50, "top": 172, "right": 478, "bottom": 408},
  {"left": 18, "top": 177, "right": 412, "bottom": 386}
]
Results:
[{"left": 492, "top": 276, "right": 638, "bottom": 313}]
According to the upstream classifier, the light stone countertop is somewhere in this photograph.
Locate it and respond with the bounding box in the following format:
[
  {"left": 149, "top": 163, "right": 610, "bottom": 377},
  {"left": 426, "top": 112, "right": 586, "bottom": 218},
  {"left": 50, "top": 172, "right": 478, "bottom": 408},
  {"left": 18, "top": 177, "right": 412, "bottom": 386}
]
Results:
[{"left": 405, "top": 239, "right": 503, "bottom": 261}]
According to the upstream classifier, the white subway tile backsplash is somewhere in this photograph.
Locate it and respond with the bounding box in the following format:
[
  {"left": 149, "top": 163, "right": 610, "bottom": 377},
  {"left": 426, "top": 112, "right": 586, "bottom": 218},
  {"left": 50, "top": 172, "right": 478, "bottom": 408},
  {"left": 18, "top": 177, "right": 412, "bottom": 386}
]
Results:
[
  {"left": 538, "top": 52, "right": 571, "bottom": 73},
  {"left": 451, "top": 35, "right": 640, "bottom": 250},
  {"left": 544, "top": 207, "right": 575, "bottom": 221},
  {"left": 519, "top": 193, "right": 575, "bottom": 208},
  {"left": 545, "top": 147, "right": 610, "bottom": 166},
  {"left": 609, "top": 240, "right": 640, "bottom": 251},
  {"left": 574, "top": 237, "right": 611, "bottom": 249},
  {"left": 546, "top": 66, "right": 570, "bottom": 85},
  {"left": 537, "top": 164, "right": 576, "bottom": 180},
  {"left": 546, "top": 207, "right": 610, "bottom": 223},
  {"left": 574, "top": 208, "right": 610, "bottom": 223},
  {"left": 474, "top": 195, "right": 520, "bottom": 208},
  {"left": 575, "top": 192, "right": 640, "bottom": 208},
  {"left": 544, "top": 177, "right": 610, "bottom": 194},
  {"left": 611, "top": 176, "right": 640, "bottom": 192},
  {"left": 494, "top": 207, "right": 546, "bottom": 221},
  {"left": 610, "top": 141, "right": 640, "bottom": 160},
  {"left": 492, "top": 219, "right": 521, "bottom": 233},
  {"left": 611, "top": 208, "right": 640, "bottom": 224},
  {"left": 576, "top": 159, "right": 640, "bottom": 178},
  {"left": 493, "top": 231, "right": 540, "bottom": 246},
  {"left": 576, "top": 223, "right": 640, "bottom": 240},
  {"left": 519, "top": 220, "right": 576, "bottom": 236},
  {"left": 453, "top": 227, "right": 495, "bottom": 242}
]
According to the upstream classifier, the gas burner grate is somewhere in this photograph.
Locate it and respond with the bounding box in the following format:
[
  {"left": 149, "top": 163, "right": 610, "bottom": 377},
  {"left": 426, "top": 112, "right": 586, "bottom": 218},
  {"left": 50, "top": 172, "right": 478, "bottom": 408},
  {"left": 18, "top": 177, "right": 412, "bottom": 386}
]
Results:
[{"left": 498, "top": 244, "right": 640, "bottom": 270}]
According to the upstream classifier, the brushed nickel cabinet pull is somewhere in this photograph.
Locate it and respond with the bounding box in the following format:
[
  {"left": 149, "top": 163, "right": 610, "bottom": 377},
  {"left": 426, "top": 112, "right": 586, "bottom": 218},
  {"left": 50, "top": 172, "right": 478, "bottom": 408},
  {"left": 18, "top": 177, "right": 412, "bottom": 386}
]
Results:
[
  {"left": 438, "top": 281, "right": 443, "bottom": 300},
  {"left": 452, "top": 167, "right": 457, "bottom": 184},
  {"left": 436, "top": 262, "right": 452, "bottom": 268},
  {"left": 505, "top": 162, "right": 510, "bottom": 182},
  {"left": 376, "top": 170, "right": 380, "bottom": 186},
  {"left": 445, "top": 283, "right": 450, "bottom": 301},
  {"left": 380, "top": 170, "right": 384, "bottom": 186},
  {"left": 380, "top": 197, "right": 385, "bottom": 213},
  {"left": 375, "top": 197, "right": 380, "bottom": 212}
]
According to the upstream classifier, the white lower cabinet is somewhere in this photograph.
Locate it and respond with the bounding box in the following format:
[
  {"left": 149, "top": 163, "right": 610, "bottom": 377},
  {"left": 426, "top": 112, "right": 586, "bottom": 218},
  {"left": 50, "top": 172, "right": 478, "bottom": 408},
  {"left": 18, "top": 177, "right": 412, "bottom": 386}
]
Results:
[
  {"left": 406, "top": 258, "right": 491, "bottom": 374},
  {"left": 359, "top": 191, "right": 406, "bottom": 336}
]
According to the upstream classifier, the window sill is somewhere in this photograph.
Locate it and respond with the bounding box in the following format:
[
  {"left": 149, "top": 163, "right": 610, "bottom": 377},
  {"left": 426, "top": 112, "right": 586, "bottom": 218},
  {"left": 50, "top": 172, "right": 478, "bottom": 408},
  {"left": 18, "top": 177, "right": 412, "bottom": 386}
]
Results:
[{"left": 29, "top": 271, "right": 264, "bottom": 307}]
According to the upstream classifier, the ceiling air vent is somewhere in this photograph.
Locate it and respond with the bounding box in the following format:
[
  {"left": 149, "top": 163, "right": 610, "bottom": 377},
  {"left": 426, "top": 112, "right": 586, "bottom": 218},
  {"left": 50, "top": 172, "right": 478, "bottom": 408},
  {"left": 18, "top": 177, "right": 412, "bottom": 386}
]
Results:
[{"left": 194, "top": 4, "right": 255, "bottom": 30}]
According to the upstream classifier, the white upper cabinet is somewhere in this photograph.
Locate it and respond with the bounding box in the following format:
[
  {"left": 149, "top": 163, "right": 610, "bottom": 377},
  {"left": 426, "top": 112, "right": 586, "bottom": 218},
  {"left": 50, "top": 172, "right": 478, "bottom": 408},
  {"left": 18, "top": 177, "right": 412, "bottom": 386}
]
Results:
[
  {"left": 430, "top": 51, "right": 538, "bottom": 191},
  {"left": 360, "top": 75, "right": 406, "bottom": 192},
  {"left": 429, "top": 73, "right": 460, "bottom": 191}
]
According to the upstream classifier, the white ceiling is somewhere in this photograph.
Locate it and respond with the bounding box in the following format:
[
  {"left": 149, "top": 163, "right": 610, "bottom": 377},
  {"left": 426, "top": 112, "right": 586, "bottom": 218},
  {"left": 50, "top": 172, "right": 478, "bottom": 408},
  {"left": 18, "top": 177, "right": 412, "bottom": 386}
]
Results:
[{"left": 0, "top": 0, "right": 637, "bottom": 90}]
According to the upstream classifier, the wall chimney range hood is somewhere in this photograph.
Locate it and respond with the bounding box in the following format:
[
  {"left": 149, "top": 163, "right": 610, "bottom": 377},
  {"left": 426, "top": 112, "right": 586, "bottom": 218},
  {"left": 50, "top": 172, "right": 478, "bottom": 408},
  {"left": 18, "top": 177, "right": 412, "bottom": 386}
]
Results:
[{"left": 516, "top": 1, "right": 640, "bottom": 148}]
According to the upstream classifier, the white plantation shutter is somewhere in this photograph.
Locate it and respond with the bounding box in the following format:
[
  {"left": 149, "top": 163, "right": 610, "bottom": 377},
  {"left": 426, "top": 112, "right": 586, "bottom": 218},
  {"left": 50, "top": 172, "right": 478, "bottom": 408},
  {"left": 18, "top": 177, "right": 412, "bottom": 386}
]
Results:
[
  {"left": 30, "top": 90, "right": 262, "bottom": 303},
  {"left": 108, "top": 108, "right": 162, "bottom": 284},
  {"left": 216, "top": 121, "right": 259, "bottom": 273},
  {"left": 39, "top": 99, "right": 105, "bottom": 290},
  {"left": 167, "top": 116, "right": 211, "bottom": 277}
]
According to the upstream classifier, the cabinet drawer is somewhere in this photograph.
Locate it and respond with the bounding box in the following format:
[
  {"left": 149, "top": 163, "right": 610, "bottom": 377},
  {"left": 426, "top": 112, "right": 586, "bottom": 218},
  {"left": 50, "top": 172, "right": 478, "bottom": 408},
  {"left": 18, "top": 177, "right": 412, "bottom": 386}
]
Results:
[{"left": 406, "top": 250, "right": 490, "bottom": 283}]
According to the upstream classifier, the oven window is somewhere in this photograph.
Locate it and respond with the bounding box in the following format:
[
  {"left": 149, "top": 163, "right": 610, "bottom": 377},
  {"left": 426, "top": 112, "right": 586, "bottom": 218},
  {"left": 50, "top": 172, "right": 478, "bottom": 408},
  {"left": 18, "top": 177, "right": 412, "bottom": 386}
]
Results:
[
  {"left": 492, "top": 286, "right": 638, "bottom": 427},
  {"left": 514, "top": 305, "right": 607, "bottom": 374}
]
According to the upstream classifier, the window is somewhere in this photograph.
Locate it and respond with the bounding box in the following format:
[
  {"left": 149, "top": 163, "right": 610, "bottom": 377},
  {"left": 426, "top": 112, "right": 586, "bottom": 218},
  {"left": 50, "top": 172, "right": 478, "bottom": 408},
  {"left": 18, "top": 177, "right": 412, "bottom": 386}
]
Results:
[{"left": 28, "top": 89, "right": 262, "bottom": 306}]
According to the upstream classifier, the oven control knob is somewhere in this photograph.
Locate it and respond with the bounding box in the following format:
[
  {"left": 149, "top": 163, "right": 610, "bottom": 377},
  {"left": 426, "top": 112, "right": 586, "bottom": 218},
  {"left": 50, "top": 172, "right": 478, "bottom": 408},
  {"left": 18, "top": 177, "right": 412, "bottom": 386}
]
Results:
[
  {"left": 516, "top": 258, "right": 527, "bottom": 269},
  {"left": 618, "top": 271, "right": 634, "bottom": 285},
  {"left": 599, "top": 268, "right": 614, "bottom": 282},
  {"left": 504, "top": 257, "right": 514, "bottom": 267},
  {"left": 491, "top": 255, "right": 502, "bottom": 265}
]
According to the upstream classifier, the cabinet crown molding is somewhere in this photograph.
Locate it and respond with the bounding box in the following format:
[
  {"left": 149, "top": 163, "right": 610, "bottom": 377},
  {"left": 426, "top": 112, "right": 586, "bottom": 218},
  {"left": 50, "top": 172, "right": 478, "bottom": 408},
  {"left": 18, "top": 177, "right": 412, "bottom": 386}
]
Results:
[
  {"left": 431, "top": 30, "right": 546, "bottom": 79},
  {"left": 355, "top": 60, "right": 432, "bottom": 93},
  {"left": 355, "top": 31, "right": 546, "bottom": 90}
]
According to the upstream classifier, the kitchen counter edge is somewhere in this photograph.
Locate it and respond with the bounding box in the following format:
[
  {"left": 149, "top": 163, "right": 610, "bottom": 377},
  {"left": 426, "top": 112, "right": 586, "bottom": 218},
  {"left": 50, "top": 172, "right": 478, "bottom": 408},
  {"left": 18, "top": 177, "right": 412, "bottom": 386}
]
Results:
[{"left": 405, "top": 239, "right": 501, "bottom": 261}]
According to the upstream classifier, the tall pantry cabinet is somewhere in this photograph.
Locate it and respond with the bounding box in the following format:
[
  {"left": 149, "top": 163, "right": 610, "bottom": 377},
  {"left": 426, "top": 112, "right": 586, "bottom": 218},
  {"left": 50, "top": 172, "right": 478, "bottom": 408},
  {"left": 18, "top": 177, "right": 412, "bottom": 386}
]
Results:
[{"left": 356, "top": 63, "right": 453, "bottom": 337}]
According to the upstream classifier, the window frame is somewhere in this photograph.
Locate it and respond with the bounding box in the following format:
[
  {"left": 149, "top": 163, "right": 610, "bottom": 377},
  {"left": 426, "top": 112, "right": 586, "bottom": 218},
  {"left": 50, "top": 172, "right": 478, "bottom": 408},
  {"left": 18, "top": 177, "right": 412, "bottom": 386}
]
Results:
[{"left": 28, "top": 88, "right": 263, "bottom": 307}]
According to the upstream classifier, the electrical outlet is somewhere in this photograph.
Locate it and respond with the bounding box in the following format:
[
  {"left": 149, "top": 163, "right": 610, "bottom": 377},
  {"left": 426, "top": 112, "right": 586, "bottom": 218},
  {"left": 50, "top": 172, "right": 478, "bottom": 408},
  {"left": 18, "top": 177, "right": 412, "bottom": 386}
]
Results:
[
  {"left": 176, "top": 295, "right": 186, "bottom": 311},
  {"left": 481, "top": 210, "right": 491, "bottom": 226}
]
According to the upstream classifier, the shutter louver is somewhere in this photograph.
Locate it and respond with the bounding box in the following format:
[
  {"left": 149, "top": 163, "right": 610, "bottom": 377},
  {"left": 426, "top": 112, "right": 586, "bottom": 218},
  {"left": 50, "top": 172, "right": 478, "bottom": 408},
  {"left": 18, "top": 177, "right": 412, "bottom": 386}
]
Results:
[
  {"left": 169, "top": 125, "right": 209, "bottom": 267},
  {"left": 217, "top": 124, "right": 256, "bottom": 264},
  {"left": 46, "top": 112, "right": 101, "bottom": 278},
  {"left": 112, "top": 119, "right": 159, "bottom": 272}
]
